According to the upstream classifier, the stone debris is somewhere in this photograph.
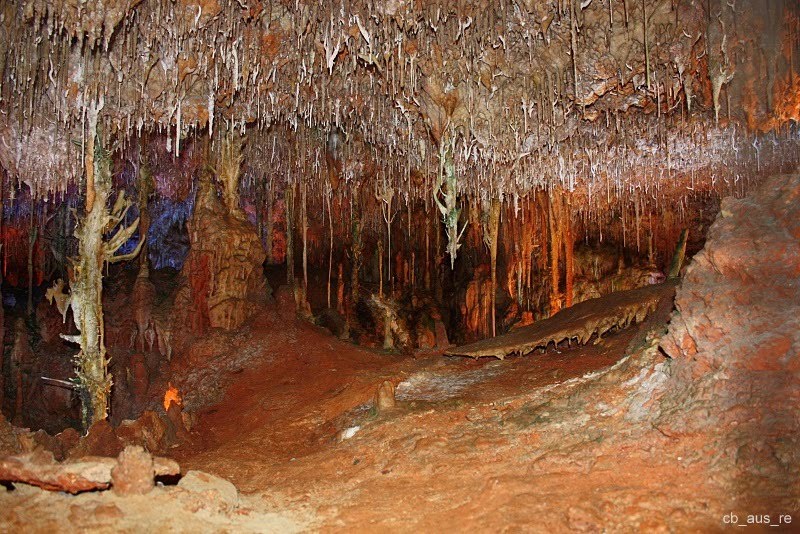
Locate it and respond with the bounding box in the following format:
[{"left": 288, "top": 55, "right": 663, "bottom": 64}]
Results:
[{"left": 0, "top": 446, "right": 179, "bottom": 494}]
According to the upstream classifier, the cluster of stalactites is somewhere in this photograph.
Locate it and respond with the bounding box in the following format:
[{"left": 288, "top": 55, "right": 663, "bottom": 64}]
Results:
[{"left": 1, "top": 0, "right": 797, "bottom": 200}]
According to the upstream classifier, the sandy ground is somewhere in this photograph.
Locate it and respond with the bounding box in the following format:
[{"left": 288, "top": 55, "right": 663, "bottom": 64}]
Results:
[
  {"left": 3, "top": 283, "right": 793, "bottom": 532},
  {"left": 156, "top": 305, "right": 739, "bottom": 532}
]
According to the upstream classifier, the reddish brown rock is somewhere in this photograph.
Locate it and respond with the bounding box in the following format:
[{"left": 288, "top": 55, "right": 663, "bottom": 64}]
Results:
[
  {"left": 0, "top": 446, "right": 180, "bottom": 495},
  {"left": 31, "top": 430, "right": 69, "bottom": 461},
  {"left": 128, "top": 353, "right": 150, "bottom": 398},
  {"left": 274, "top": 285, "right": 297, "bottom": 320},
  {"left": 415, "top": 321, "right": 436, "bottom": 350},
  {"left": 91, "top": 503, "right": 124, "bottom": 521},
  {"left": 461, "top": 266, "right": 492, "bottom": 341},
  {"left": 130, "top": 264, "right": 156, "bottom": 352},
  {"left": 658, "top": 173, "right": 800, "bottom": 505},
  {"left": 69, "top": 420, "right": 123, "bottom": 458},
  {"left": 0, "top": 413, "right": 21, "bottom": 456},
  {"left": 178, "top": 470, "right": 239, "bottom": 506},
  {"left": 56, "top": 428, "right": 81, "bottom": 456},
  {"left": 0, "top": 450, "right": 114, "bottom": 493},
  {"left": 166, "top": 401, "right": 192, "bottom": 443},
  {"left": 116, "top": 410, "right": 169, "bottom": 453},
  {"left": 178, "top": 176, "right": 267, "bottom": 334},
  {"left": 433, "top": 319, "right": 450, "bottom": 349}
]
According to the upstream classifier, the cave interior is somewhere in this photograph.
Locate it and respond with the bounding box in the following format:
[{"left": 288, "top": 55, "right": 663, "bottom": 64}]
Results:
[{"left": 0, "top": 0, "right": 799, "bottom": 530}]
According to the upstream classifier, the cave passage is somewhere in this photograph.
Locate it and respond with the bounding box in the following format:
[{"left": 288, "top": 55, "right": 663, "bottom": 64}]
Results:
[{"left": 1, "top": 0, "right": 799, "bottom": 531}]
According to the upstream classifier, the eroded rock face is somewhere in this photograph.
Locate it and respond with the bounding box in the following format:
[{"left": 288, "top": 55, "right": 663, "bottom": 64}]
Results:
[
  {"left": 178, "top": 177, "right": 267, "bottom": 333},
  {"left": 659, "top": 173, "right": 800, "bottom": 503}
]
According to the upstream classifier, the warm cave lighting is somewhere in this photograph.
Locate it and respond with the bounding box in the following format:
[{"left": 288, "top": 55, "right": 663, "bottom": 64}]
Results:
[
  {"left": 163, "top": 384, "right": 182, "bottom": 412},
  {"left": 1, "top": 0, "right": 798, "bottom": 530}
]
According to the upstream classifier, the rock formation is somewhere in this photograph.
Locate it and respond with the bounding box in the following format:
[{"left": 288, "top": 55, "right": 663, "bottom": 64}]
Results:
[
  {"left": 658, "top": 172, "right": 800, "bottom": 507},
  {"left": 177, "top": 173, "right": 267, "bottom": 334}
]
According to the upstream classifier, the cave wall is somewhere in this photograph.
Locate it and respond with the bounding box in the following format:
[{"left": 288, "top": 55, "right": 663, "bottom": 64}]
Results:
[{"left": 658, "top": 172, "right": 800, "bottom": 503}]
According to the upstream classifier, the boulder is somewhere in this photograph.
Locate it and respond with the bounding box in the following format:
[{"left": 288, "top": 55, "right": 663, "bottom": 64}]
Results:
[{"left": 178, "top": 470, "right": 239, "bottom": 506}]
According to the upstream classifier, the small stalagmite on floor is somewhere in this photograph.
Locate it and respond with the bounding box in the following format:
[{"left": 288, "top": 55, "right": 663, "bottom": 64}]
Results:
[{"left": 375, "top": 380, "right": 396, "bottom": 413}]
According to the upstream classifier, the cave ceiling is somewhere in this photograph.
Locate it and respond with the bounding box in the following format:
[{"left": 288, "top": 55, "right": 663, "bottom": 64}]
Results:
[{"left": 0, "top": 0, "right": 798, "bottom": 204}]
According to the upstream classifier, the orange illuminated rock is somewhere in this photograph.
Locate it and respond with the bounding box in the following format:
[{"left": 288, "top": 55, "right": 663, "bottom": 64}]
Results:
[{"left": 163, "top": 383, "right": 182, "bottom": 412}]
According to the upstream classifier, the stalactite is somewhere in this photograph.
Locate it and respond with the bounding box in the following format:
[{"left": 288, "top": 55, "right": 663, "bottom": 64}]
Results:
[
  {"left": 483, "top": 197, "right": 501, "bottom": 337},
  {"left": 434, "top": 135, "right": 466, "bottom": 269},
  {"left": 376, "top": 177, "right": 397, "bottom": 291},
  {"left": 265, "top": 175, "right": 275, "bottom": 264},
  {"left": 219, "top": 130, "right": 245, "bottom": 215},
  {"left": 564, "top": 195, "right": 575, "bottom": 308},
  {"left": 285, "top": 183, "right": 295, "bottom": 287},
  {"left": 548, "top": 190, "right": 562, "bottom": 315}
]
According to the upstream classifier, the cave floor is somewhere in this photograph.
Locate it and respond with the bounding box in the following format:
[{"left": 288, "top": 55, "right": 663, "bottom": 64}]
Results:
[{"left": 166, "top": 310, "right": 726, "bottom": 532}]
